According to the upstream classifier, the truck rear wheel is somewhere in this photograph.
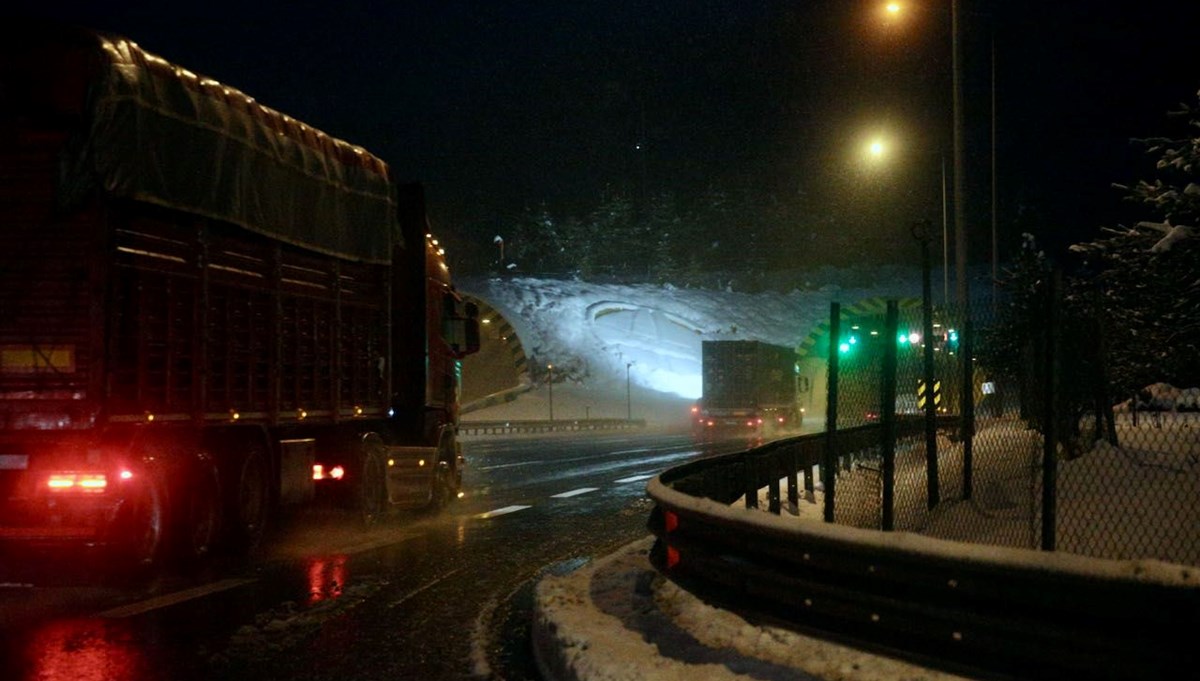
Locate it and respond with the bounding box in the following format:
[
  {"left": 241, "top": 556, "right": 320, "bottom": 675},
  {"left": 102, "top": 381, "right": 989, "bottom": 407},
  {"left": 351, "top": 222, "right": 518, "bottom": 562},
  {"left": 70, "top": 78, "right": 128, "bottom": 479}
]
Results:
[
  {"left": 116, "top": 471, "right": 166, "bottom": 573},
  {"left": 358, "top": 441, "right": 388, "bottom": 526},
  {"left": 228, "top": 444, "right": 269, "bottom": 553},
  {"left": 428, "top": 436, "right": 458, "bottom": 511},
  {"left": 178, "top": 460, "right": 220, "bottom": 561}
]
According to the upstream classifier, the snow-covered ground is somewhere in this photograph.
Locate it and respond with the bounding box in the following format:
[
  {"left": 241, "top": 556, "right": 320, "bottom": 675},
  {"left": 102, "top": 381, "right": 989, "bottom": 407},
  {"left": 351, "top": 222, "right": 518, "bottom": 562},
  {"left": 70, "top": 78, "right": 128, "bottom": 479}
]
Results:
[{"left": 746, "top": 414, "right": 1200, "bottom": 566}]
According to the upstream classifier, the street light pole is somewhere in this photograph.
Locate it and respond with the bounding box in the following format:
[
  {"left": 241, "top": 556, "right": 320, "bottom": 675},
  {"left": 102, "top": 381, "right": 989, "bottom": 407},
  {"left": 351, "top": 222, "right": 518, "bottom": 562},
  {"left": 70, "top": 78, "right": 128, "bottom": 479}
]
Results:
[
  {"left": 547, "top": 363, "right": 554, "bottom": 421},
  {"left": 952, "top": 0, "right": 968, "bottom": 308},
  {"left": 942, "top": 155, "right": 949, "bottom": 306}
]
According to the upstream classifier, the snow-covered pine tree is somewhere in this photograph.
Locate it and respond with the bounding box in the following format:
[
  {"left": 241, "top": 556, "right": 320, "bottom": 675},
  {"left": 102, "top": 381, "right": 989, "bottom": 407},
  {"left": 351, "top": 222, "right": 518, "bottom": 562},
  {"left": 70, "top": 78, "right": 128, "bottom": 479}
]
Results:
[{"left": 1070, "top": 92, "right": 1200, "bottom": 399}]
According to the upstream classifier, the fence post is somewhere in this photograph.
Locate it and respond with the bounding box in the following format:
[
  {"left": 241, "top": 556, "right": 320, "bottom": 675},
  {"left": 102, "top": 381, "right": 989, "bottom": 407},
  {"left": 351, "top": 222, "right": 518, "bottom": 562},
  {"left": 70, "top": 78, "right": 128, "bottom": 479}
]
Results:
[
  {"left": 962, "top": 311, "right": 974, "bottom": 501},
  {"left": 920, "top": 229, "right": 941, "bottom": 507},
  {"left": 1041, "top": 271, "right": 1061, "bottom": 551},
  {"left": 824, "top": 302, "right": 841, "bottom": 523},
  {"left": 881, "top": 301, "right": 899, "bottom": 531}
]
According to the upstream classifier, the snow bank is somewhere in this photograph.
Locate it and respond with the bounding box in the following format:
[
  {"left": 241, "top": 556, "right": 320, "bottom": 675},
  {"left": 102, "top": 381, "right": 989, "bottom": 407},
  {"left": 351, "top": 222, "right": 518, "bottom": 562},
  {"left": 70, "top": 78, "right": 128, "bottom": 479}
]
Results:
[{"left": 533, "top": 537, "right": 971, "bottom": 681}]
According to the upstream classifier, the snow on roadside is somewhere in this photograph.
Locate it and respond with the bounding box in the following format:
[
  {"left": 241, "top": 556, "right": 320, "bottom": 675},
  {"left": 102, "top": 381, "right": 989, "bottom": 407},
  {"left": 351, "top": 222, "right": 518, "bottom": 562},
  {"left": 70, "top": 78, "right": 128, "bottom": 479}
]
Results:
[{"left": 533, "top": 536, "right": 970, "bottom": 681}]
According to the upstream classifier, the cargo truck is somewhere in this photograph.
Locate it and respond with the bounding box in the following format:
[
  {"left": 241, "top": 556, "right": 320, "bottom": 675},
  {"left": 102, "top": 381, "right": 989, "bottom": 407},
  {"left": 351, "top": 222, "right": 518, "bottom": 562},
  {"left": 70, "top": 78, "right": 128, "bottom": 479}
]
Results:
[
  {"left": 0, "top": 26, "right": 479, "bottom": 569},
  {"left": 692, "top": 340, "right": 799, "bottom": 440}
]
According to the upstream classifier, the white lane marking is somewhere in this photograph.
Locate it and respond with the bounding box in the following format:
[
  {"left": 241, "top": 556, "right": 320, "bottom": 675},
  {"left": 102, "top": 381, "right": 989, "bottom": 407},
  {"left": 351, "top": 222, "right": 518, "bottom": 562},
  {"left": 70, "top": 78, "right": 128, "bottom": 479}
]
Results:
[
  {"left": 333, "top": 534, "right": 421, "bottom": 556},
  {"left": 614, "top": 473, "right": 655, "bottom": 484},
  {"left": 477, "top": 459, "right": 545, "bottom": 471},
  {"left": 607, "top": 447, "right": 653, "bottom": 456},
  {"left": 97, "top": 578, "right": 257, "bottom": 618},
  {"left": 388, "top": 567, "right": 463, "bottom": 609},
  {"left": 551, "top": 487, "right": 599, "bottom": 498},
  {"left": 476, "top": 504, "right": 531, "bottom": 519}
]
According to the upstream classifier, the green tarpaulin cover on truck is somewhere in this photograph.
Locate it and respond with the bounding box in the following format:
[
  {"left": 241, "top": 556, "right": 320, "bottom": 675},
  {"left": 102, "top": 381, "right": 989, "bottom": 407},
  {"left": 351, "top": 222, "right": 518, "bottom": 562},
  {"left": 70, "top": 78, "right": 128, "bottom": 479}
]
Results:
[{"left": 44, "top": 29, "right": 397, "bottom": 263}]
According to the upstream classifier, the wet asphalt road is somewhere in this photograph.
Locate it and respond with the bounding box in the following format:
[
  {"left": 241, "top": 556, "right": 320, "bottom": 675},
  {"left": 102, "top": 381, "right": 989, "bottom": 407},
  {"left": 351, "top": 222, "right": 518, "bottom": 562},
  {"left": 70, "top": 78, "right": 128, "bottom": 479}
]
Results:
[{"left": 0, "top": 430, "right": 752, "bottom": 681}]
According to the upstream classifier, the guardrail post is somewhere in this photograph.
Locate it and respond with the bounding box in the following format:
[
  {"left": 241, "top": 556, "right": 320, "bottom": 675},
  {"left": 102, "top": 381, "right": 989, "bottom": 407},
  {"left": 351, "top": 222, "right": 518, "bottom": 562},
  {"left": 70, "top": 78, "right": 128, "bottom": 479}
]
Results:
[
  {"left": 803, "top": 438, "right": 815, "bottom": 495},
  {"left": 768, "top": 450, "right": 782, "bottom": 514},
  {"left": 787, "top": 445, "right": 799, "bottom": 510},
  {"left": 744, "top": 452, "right": 759, "bottom": 509},
  {"left": 1041, "top": 271, "right": 1060, "bottom": 551},
  {"left": 823, "top": 302, "right": 840, "bottom": 523},
  {"left": 881, "top": 300, "right": 899, "bottom": 531}
]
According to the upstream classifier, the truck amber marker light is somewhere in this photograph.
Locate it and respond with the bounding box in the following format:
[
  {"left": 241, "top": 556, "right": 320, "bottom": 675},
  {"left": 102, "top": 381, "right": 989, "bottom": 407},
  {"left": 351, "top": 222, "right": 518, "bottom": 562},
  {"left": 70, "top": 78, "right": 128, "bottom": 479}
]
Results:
[
  {"left": 47, "top": 473, "right": 109, "bottom": 492},
  {"left": 312, "top": 465, "right": 346, "bottom": 481}
]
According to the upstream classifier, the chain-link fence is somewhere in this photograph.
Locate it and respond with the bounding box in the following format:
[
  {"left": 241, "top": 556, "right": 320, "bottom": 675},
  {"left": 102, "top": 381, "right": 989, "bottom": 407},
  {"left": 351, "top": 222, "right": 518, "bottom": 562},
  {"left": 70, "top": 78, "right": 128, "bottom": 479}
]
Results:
[{"left": 816, "top": 281, "right": 1199, "bottom": 567}]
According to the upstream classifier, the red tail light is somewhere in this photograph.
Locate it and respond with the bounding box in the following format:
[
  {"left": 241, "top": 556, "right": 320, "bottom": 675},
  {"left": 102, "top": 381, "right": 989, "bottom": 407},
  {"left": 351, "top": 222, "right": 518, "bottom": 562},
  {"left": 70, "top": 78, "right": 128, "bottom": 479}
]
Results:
[
  {"left": 664, "top": 510, "right": 679, "bottom": 533},
  {"left": 666, "top": 545, "right": 681, "bottom": 569}
]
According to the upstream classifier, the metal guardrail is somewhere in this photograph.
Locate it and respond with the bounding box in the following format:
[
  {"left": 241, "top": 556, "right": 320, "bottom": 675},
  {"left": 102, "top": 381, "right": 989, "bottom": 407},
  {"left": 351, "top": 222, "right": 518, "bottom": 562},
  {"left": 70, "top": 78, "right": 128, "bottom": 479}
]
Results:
[
  {"left": 646, "top": 426, "right": 1199, "bottom": 680},
  {"left": 458, "top": 418, "right": 645, "bottom": 436}
]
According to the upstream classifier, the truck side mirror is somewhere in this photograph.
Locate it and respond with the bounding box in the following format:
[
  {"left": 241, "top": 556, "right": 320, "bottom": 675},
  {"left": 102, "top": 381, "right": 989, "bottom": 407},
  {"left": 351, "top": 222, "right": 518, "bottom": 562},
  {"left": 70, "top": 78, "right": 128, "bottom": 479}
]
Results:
[
  {"left": 463, "top": 302, "right": 481, "bottom": 356},
  {"left": 443, "top": 295, "right": 481, "bottom": 359}
]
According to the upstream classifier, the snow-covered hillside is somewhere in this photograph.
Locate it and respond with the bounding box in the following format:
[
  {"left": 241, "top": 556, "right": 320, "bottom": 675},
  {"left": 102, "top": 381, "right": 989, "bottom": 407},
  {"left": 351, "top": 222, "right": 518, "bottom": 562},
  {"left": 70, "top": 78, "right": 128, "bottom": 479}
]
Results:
[{"left": 461, "top": 272, "right": 925, "bottom": 403}]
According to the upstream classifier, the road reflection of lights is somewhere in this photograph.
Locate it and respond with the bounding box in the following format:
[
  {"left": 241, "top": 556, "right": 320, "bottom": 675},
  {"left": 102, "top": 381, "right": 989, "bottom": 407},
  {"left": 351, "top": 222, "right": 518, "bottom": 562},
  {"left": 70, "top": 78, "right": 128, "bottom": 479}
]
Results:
[
  {"left": 456, "top": 517, "right": 468, "bottom": 546},
  {"left": 29, "top": 619, "right": 144, "bottom": 681},
  {"left": 307, "top": 554, "right": 349, "bottom": 604}
]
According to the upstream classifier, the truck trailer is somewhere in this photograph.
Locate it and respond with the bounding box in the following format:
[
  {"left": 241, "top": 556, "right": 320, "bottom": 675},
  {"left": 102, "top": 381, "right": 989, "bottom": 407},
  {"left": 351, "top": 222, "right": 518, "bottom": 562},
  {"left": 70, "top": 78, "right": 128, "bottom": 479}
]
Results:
[
  {"left": 0, "top": 26, "right": 479, "bottom": 569},
  {"left": 693, "top": 340, "right": 799, "bottom": 440}
]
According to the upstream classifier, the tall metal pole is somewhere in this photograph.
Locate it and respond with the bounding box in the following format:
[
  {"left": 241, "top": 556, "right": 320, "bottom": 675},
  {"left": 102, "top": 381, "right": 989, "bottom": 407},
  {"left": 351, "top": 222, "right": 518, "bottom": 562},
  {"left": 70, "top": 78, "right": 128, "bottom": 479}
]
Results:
[
  {"left": 991, "top": 33, "right": 998, "bottom": 314},
  {"left": 952, "top": 0, "right": 975, "bottom": 505},
  {"left": 952, "top": 0, "right": 968, "bottom": 308},
  {"left": 942, "top": 156, "right": 950, "bottom": 307}
]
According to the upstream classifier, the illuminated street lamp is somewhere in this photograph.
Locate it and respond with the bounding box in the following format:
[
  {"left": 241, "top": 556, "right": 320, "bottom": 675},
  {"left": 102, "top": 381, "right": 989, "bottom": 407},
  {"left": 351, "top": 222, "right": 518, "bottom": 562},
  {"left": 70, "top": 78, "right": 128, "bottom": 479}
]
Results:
[
  {"left": 859, "top": 132, "right": 950, "bottom": 304},
  {"left": 867, "top": 138, "right": 887, "bottom": 160},
  {"left": 872, "top": 1, "right": 974, "bottom": 307}
]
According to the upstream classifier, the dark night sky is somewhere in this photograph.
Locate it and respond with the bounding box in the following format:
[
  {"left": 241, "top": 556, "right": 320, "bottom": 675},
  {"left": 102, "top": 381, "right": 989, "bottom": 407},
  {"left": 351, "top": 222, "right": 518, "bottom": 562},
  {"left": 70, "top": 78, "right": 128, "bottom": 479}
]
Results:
[{"left": 12, "top": 1, "right": 1200, "bottom": 265}]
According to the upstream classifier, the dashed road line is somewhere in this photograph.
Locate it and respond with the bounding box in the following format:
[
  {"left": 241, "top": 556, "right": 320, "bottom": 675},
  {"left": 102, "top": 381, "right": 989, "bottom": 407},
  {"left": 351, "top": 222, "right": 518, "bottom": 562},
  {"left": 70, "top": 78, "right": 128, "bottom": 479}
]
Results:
[
  {"left": 388, "top": 567, "right": 464, "bottom": 608},
  {"left": 551, "top": 487, "right": 599, "bottom": 498},
  {"left": 613, "top": 473, "right": 655, "bottom": 484},
  {"left": 97, "top": 578, "right": 257, "bottom": 618},
  {"left": 476, "top": 504, "right": 532, "bottom": 519}
]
